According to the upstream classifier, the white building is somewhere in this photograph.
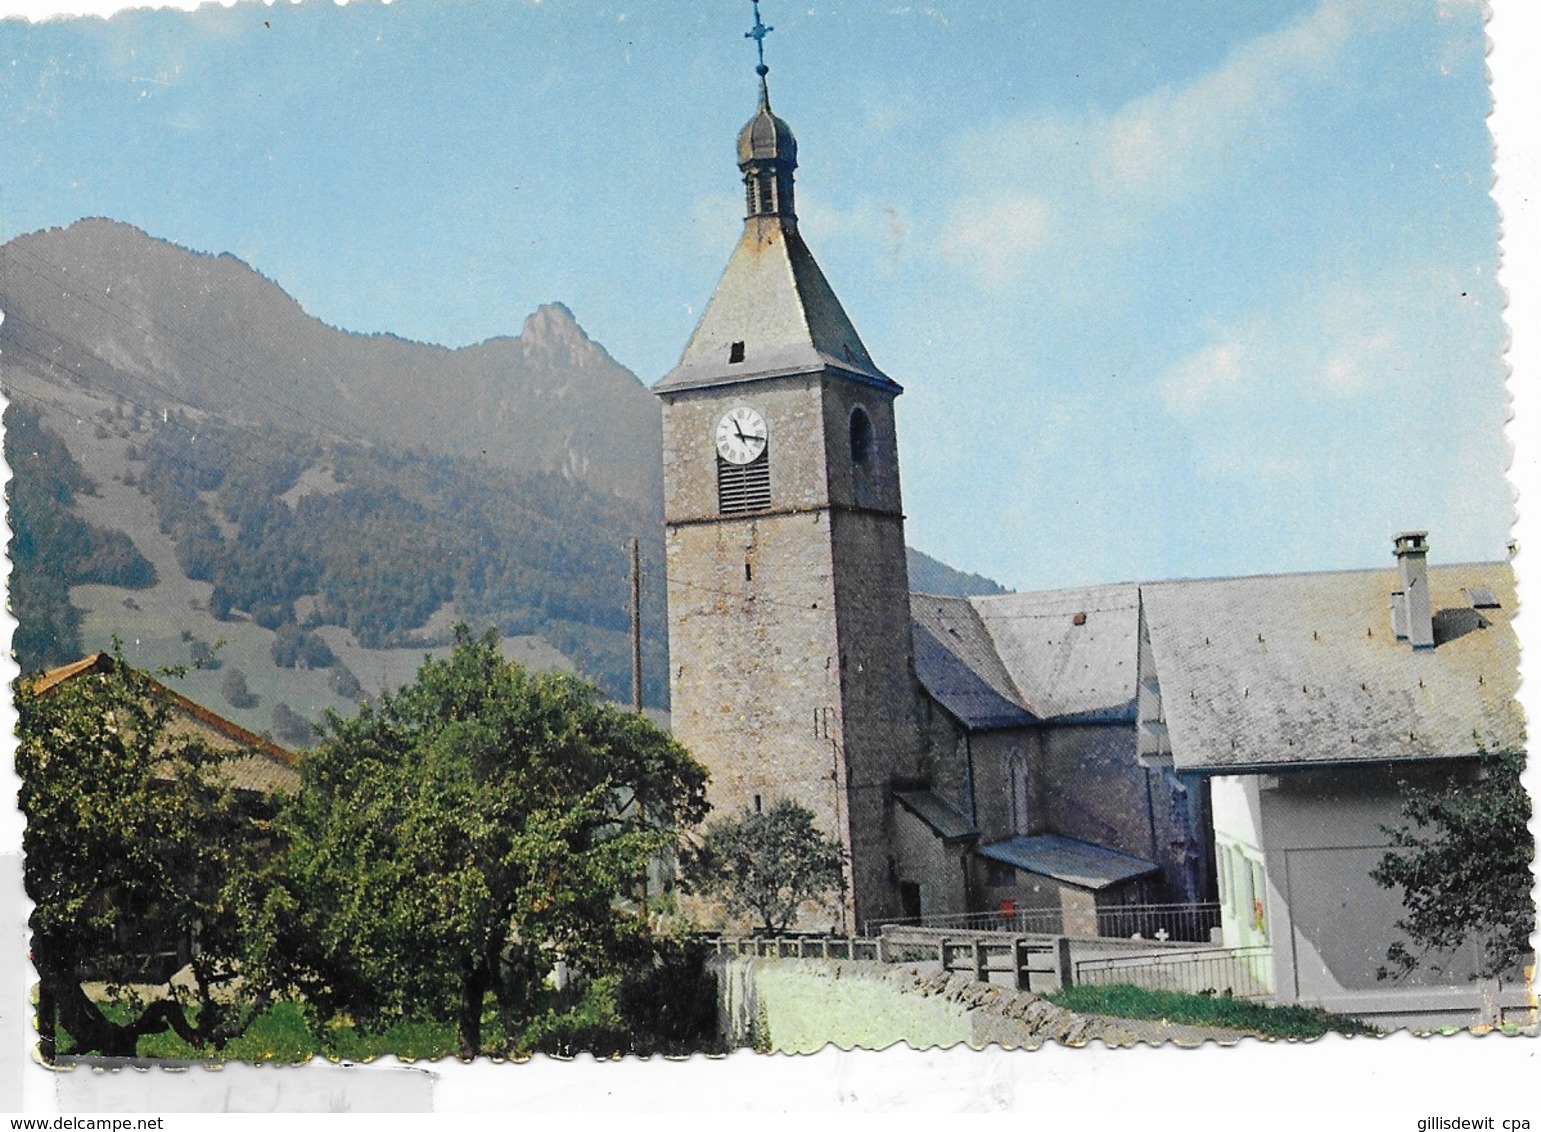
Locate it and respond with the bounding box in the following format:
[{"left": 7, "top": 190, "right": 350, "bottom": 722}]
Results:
[{"left": 1136, "top": 533, "right": 1528, "bottom": 1029}]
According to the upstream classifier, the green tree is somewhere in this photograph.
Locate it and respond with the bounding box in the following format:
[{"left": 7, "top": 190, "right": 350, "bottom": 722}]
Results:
[
  {"left": 15, "top": 649, "right": 276, "bottom": 1057},
  {"left": 270, "top": 702, "right": 314, "bottom": 748},
  {"left": 5, "top": 401, "right": 155, "bottom": 672},
  {"left": 220, "top": 666, "right": 258, "bottom": 710},
  {"left": 688, "top": 800, "right": 848, "bottom": 934},
  {"left": 1372, "top": 748, "right": 1535, "bottom": 985},
  {"left": 268, "top": 626, "right": 707, "bottom": 1059}
]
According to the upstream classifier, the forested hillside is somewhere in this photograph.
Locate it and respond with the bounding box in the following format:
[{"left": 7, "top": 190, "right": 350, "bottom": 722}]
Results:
[
  {"left": 136, "top": 409, "right": 667, "bottom": 702},
  {"left": 5, "top": 395, "right": 667, "bottom": 709},
  {"left": 5, "top": 401, "right": 158, "bottom": 670}
]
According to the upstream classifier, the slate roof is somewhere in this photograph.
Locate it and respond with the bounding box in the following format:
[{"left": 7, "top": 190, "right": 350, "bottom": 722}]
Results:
[
  {"left": 911, "top": 595, "right": 1036, "bottom": 729},
  {"left": 1142, "top": 562, "right": 1523, "bottom": 773},
  {"left": 655, "top": 221, "right": 898, "bottom": 394},
  {"left": 967, "top": 584, "right": 1142, "bottom": 723},
  {"left": 894, "top": 789, "right": 981, "bottom": 844},
  {"left": 978, "top": 834, "right": 1159, "bottom": 891},
  {"left": 27, "top": 653, "right": 300, "bottom": 796}
]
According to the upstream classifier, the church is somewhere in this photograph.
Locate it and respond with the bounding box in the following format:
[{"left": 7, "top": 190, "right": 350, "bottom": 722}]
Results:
[
  {"left": 652, "top": 46, "right": 1526, "bottom": 1027},
  {"left": 653, "top": 55, "right": 1213, "bottom": 936}
]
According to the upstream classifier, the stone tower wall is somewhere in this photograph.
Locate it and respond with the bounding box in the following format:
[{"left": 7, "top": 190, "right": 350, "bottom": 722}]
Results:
[
  {"left": 821, "top": 377, "right": 921, "bottom": 929},
  {"left": 662, "top": 378, "right": 853, "bottom": 928},
  {"left": 828, "top": 508, "right": 920, "bottom": 928},
  {"left": 660, "top": 371, "right": 921, "bottom": 931},
  {"left": 661, "top": 375, "right": 830, "bottom": 523}
]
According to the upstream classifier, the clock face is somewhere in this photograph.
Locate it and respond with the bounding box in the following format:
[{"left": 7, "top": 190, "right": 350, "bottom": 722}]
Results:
[{"left": 715, "top": 406, "right": 768, "bottom": 465}]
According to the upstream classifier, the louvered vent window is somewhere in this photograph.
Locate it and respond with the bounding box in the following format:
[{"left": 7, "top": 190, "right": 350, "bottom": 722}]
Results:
[{"left": 718, "top": 450, "right": 771, "bottom": 514}]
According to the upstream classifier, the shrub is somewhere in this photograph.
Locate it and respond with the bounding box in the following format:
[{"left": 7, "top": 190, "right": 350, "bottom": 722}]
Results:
[{"left": 220, "top": 667, "right": 258, "bottom": 710}]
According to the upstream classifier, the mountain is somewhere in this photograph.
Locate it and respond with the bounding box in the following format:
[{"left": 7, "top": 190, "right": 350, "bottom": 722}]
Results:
[
  {"left": 0, "top": 219, "right": 659, "bottom": 503},
  {"left": 906, "top": 548, "right": 1008, "bottom": 598},
  {"left": 2, "top": 219, "right": 1005, "bottom": 735}
]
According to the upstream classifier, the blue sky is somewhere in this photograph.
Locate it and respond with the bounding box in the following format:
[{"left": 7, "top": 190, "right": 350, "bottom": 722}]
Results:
[{"left": 0, "top": 0, "right": 1513, "bottom": 593}]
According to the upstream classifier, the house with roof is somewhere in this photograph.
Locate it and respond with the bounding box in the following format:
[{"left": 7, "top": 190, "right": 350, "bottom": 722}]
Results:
[
  {"left": 25, "top": 652, "right": 299, "bottom": 979},
  {"left": 29, "top": 652, "right": 300, "bottom": 801},
  {"left": 891, "top": 532, "right": 1527, "bottom": 1027},
  {"left": 1136, "top": 534, "right": 1527, "bottom": 1028}
]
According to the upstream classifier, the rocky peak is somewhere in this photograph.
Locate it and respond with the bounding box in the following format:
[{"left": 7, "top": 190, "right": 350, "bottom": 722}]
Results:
[{"left": 521, "top": 302, "right": 584, "bottom": 345}]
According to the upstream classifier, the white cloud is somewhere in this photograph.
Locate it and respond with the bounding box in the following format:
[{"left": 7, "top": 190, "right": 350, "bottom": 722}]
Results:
[
  {"left": 937, "top": 0, "right": 1408, "bottom": 288},
  {"left": 936, "top": 194, "right": 1051, "bottom": 286},
  {"left": 797, "top": 195, "right": 912, "bottom": 263},
  {"left": 1157, "top": 340, "right": 1248, "bottom": 416},
  {"left": 1435, "top": 0, "right": 1481, "bottom": 18},
  {"left": 1155, "top": 262, "right": 1493, "bottom": 421}
]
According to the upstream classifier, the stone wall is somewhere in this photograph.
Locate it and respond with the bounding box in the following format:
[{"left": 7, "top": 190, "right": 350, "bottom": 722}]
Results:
[{"left": 711, "top": 955, "right": 1233, "bottom": 1052}]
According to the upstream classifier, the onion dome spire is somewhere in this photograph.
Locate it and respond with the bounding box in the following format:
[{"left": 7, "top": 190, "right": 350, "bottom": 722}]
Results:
[{"left": 738, "top": 2, "right": 796, "bottom": 222}]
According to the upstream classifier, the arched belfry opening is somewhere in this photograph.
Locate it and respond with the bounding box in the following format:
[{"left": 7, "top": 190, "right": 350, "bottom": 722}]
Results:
[{"left": 850, "top": 406, "right": 874, "bottom": 466}]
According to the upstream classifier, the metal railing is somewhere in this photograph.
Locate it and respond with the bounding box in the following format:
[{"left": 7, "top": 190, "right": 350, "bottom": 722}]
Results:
[
  {"left": 707, "top": 935, "right": 882, "bottom": 962},
  {"left": 869, "top": 902, "right": 1222, "bottom": 943},
  {"left": 1074, "top": 945, "right": 1273, "bottom": 999},
  {"left": 1095, "top": 903, "right": 1221, "bottom": 943}
]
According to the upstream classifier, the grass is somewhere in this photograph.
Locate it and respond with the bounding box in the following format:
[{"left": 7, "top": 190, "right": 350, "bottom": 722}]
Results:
[
  {"left": 1044, "top": 984, "right": 1380, "bottom": 1039},
  {"left": 63, "top": 981, "right": 638, "bottom": 1062},
  {"left": 74, "top": 999, "right": 471, "bottom": 1063}
]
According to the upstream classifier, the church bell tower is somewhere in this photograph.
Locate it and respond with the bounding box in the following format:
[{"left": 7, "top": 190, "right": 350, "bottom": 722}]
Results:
[{"left": 655, "top": 17, "right": 921, "bottom": 931}]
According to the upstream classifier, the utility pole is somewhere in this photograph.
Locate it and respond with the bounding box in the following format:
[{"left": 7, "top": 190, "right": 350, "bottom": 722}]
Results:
[
  {"left": 629, "top": 536, "right": 647, "bottom": 923},
  {"left": 629, "top": 536, "right": 643, "bottom": 714}
]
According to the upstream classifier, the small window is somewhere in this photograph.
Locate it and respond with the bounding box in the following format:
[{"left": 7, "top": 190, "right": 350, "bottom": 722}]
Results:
[
  {"left": 1250, "top": 860, "right": 1267, "bottom": 935},
  {"left": 986, "top": 859, "right": 1015, "bottom": 888},
  {"left": 849, "top": 406, "right": 873, "bottom": 465},
  {"left": 729, "top": 341, "right": 746, "bottom": 364}
]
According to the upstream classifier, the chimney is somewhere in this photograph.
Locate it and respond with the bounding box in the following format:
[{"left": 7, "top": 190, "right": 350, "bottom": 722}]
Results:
[{"left": 1390, "top": 531, "right": 1434, "bottom": 649}]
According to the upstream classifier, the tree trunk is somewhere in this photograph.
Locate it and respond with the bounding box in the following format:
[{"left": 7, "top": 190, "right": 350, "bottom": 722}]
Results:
[
  {"left": 36, "top": 981, "right": 55, "bottom": 1064},
  {"left": 495, "top": 947, "right": 540, "bottom": 1053},
  {"left": 457, "top": 960, "right": 490, "bottom": 1060},
  {"left": 35, "top": 943, "right": 209, "bottom": 1058},
  {"left": 47, "top": 963, "right": 139, "bottom": 1057}
]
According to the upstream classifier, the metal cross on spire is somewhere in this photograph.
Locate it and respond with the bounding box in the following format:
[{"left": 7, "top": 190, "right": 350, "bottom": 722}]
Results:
[{"left": 745, "top": 0, "right": 773, "bottom": 77}]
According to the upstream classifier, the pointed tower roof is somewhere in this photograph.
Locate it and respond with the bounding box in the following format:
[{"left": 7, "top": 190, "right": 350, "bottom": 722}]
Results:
[{"left": 656, "top": 71, "right": 898, "bottom": 395}]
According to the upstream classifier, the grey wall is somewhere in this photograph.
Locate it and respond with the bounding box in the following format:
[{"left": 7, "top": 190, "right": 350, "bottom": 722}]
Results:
[{"left": 1259, "top": 763, "right": 1494, "bottom": 997}]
